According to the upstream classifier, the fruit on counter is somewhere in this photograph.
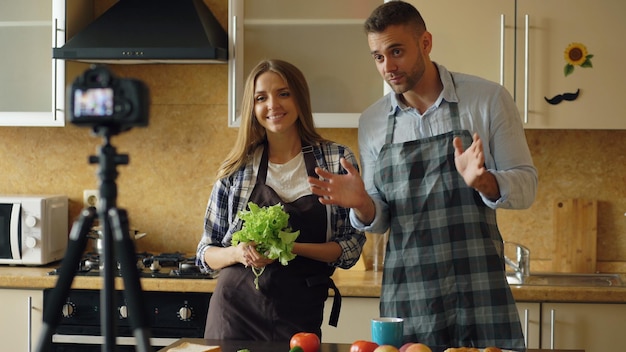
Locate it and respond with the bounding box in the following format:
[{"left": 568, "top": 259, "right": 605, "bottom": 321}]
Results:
[
  {"left": 443, "top": 348, "right": 503, "bottom": 352},
  {"left": 350, "top": 340, "right": 379, "bottom": 352},
  {"left": 483, "top": 348, "right": 502, "bottom": 352},
  {"left": 289, "top": 347, "right": 304, "bottom": 352},
  {"left": 373, "top": 345, "right": 400, "bottom": 352},
  {"left": 289, "top": 332, "right": 321, "bottom": 352},
  {"left": 399, "top": 343, "right": 432, "bottom": 352},
  {"left": 399, "top": 344, "right": 412, "bottom": 352}
]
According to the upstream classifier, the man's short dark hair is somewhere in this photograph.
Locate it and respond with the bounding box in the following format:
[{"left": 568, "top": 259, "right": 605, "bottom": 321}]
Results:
[{"left": 364, "top": 0, "right": 427, "bottom": 35}]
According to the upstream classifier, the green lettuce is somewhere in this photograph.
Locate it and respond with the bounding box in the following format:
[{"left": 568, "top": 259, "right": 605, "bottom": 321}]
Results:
[{"left": 232, "top": 202, "right": 300, "bottom": 288}]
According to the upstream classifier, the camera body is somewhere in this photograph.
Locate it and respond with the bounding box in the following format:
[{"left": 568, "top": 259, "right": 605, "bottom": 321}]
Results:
[{"left": 69, "top": 65, "right": 149, "bottom": 132}]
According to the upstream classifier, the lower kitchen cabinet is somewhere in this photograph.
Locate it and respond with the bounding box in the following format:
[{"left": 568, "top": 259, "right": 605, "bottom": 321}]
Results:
[
  {"left": 322, "top": 297, "right": 542, "bottom": 347},
  {"left": 540, "top": 302, "right": 626, "bottom": 351},
  {"left": 322, "top": 297, "right": 626, "bottom": 351},
  {"left": 515, "top": 302, "right": 541, "bottom": 349},
  {"left": 322, "top": 297, "right": 540, "bottom": 348},
  {"left": 0, "top": 288, "right": 43, "bottom": 352},
  {"left": 322, "top": 296, "right": 379, "bottom": 343}
]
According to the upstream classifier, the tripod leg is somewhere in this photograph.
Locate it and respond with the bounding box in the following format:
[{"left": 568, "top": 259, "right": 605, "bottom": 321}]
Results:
[
  {"left": 36, "top": 207, "right": 97, "bottom": 352},
  {"left": 108, "top": 208, "right": 153, "bottom": 352}
]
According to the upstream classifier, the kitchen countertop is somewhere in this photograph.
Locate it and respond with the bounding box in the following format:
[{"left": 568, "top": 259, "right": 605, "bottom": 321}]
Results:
[
  {"left": 158, "top": 338, "right": 584, "bottom": 352},
  {"left": 1, "top": 265, "right": 626, "bottom": 303}
]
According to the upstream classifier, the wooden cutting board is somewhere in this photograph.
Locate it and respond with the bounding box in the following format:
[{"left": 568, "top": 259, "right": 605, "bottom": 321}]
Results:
[{"left": 552, "top": 198, "right": 598, "bottom": 273}]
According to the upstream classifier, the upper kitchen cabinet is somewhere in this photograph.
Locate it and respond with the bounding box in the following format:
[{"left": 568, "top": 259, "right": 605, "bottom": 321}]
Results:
[
  {"left": 410, "top": 0, "right": 626, "bottom": 129},
  {"left": 409, "top": 0, "right": 516, "bottom": 95},
  {"left": 517, "top": 0, "right": 625, "bottom": 129},
  {"left": 228, "top": 0, "right": 382, "bottom": 128},
  {"left": 0, "top": 0, "right": 65, "bottom": 127}
]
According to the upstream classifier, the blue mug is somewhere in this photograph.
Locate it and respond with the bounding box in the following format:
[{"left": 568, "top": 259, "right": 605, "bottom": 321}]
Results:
[{"left": 371, "top": 317, "right": 404, "bottom": 347}]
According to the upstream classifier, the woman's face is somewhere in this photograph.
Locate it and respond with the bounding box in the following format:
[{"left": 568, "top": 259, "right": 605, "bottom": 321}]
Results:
[{"left": 253, "top": 71, "right": 299, "bottom": 137}]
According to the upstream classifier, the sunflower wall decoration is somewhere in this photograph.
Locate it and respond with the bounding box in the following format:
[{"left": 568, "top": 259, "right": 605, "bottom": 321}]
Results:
[{"left": 564, "top": 42, "right": 593, "bottom": 76}]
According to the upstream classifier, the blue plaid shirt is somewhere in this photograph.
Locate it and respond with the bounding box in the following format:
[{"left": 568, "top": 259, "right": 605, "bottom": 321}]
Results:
[{"left": 196, "top": 142, "right": 365, "bottom": 273}]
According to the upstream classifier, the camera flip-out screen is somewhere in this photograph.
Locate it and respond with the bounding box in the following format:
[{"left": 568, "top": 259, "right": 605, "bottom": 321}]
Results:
[{"left": 73, "top": 88, "right": 114, "bottom": 118}]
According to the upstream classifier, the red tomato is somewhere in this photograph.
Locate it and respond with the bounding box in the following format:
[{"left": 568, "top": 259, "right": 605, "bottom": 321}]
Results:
[
  {"left": 290, "top": 332, "right": 321, "bottom": 352},
  {"left": 350, "top": 340, "right": 379, "bottom": 352}
]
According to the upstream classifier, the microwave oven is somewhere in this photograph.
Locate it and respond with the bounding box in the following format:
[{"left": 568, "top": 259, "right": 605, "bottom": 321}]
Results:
[{"left": 0, "top": 195, "right": 68, "bottom": 265}]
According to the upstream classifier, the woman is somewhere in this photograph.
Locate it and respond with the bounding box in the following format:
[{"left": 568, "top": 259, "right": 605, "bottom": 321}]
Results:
[{"left": 195, "top": 59, "right": 365, "bottom": 341}]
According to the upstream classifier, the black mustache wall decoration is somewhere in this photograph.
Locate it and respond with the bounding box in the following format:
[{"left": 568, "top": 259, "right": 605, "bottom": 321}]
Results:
[{"left": 545, "top": 89, "right": 580, "bottom": 105}]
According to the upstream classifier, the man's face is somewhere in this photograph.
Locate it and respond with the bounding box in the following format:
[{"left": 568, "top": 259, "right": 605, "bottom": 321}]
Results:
[{"left": 367, "top": 24, "right": 430, "bottom": 94}]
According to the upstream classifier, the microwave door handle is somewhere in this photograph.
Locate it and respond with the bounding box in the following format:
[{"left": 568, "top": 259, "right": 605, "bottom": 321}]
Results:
[{"left": 10, "top": 203, "right": 21, "bottom": 259}]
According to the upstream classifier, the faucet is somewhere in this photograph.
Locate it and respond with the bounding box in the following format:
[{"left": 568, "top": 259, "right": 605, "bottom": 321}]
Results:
[{"left": 503, "top": 241, "right": 530, "bottom": 282}]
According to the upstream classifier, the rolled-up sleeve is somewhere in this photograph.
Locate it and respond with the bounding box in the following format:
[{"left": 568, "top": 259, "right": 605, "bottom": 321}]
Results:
[
  {"left": 479, "top": 84, "right": 538, "bottom": 210},
  {"left": 195, "top": 177, "right": 231, "bottom": 273},
  {"left": 322, "top": 143, "right": 366, "bottom": 269},
  {"left": 195, "top": 168, "right": 250, "bottom": 273}
]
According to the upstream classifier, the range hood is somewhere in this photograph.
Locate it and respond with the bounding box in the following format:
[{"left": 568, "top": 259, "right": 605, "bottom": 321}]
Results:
[{"left": 53, "top": 0, "right": 228, "bottom": 64}]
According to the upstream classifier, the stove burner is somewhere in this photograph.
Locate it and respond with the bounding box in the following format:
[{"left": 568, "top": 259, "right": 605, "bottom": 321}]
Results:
[
  {"left": 142, "top": 252, "right": 191, "bottom": 267},
  {"left": 47, "top": 251, "right": 216, "bottom": 279}
]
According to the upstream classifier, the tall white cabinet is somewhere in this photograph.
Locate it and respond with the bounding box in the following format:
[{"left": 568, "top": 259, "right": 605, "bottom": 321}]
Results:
[
  {"left": 228, "top": 0, "right": 383, "bottom": 128},
  {"left": 0, "top": 0, "right": 66, "bottom": 127},
  {"left": 408, "top": 0, "right": 626, "bottom": 129}
]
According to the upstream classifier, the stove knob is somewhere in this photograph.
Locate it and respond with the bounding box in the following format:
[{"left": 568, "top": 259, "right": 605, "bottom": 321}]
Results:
[
  {"left": 178, "top": 306, "right": 193, "bottom": 321},
  {"left": 119, "top": 305, "right": 128, "bottom": 319},
  {"left": 62, "top": 302, "right": 75, "bottom": 318}
]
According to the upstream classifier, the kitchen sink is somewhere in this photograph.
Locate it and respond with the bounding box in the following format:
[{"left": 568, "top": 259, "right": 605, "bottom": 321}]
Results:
[{"left": 506, "top": 272, "right": 623, "bottom": 287}]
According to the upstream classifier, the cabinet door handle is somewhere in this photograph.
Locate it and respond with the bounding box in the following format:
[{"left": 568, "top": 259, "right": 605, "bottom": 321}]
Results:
[
  {"left": 524, "top": 14, "right": 530, "bottom": 124},
  {"left": 499, "top": 14, "right": 505, "bottom": 86},
  {"left": 523, "top": 308, "right": 529, "bottom": 347},
  {"left": 27, "top": 296, "right": 33, "bottom": 352},
  {"left": 54, "top": 18, "right": 58, "bottom": 118},
  {"left": 229, "top": 15, "right": 238, "bottom": 126},
  {"left": 54, "top": 18, "right": 62, "bottom": 119},
  {"left": 550, "top": 308, "right": 556, "bottom": 349}
]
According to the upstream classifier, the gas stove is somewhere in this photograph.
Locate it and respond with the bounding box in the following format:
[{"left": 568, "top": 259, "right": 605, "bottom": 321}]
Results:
[
  {"left": 45, "top": 251, "right": 215, "bottom": 351},
  {"left": 47, "top": 251, "right": 217, "bottom": 279}
]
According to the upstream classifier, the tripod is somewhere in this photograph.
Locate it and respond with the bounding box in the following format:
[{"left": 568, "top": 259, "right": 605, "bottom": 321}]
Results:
[{"left": 36, "top": 126, "right": 153, "bottom": 352}]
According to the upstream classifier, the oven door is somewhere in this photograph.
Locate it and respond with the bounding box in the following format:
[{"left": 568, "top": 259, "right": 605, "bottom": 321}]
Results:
[
  {"left": 45, "top": 289, "right": 210, "bottom": 352},
  {"left": 0, "top": 202, "right": 21, "bottom": 261}
]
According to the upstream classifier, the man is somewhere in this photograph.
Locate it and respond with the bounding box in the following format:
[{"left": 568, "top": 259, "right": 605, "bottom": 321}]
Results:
[{"left": 308, "top": 1, "right": 537, "bottom": 350}]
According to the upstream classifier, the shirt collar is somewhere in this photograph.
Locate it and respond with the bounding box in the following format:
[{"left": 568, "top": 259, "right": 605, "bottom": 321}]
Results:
[{"left": 437, "top": 63, "right": 459, "bottom": 104}]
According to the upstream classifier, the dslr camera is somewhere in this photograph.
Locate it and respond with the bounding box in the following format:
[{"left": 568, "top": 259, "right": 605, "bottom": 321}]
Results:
[{"left": 69, "top": 65, "right": 149, "bottom": 132}]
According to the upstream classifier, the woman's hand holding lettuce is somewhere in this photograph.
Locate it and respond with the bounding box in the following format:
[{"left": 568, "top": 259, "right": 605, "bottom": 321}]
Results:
[{"left": 232, "top": 202, "right": 300, "bottom": 288}]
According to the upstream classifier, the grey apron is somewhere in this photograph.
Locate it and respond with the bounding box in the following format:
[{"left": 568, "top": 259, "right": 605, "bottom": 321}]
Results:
[
  {"left": 204, "top": 143, "right": 340, "bottom": 341},
  {"left": 374, "top": 102, "right": 525, "bottom": 350}
]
